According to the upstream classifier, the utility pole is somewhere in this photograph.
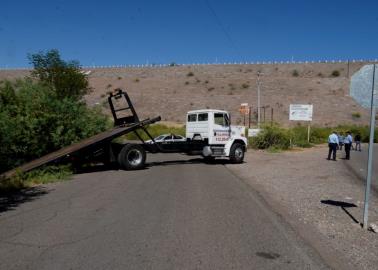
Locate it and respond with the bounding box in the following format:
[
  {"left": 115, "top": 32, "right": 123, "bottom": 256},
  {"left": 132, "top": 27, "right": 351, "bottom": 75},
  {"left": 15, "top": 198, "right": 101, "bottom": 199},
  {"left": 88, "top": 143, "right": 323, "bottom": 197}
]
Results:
[
  {"left": 347, "top": 59, "right": 350, "bottom": 78},
  {"left": 257, "top": 72, "right": 262, "bottom": 128},
  {"left": 363, "top": 64, "right": 376, "bottom": 229}
]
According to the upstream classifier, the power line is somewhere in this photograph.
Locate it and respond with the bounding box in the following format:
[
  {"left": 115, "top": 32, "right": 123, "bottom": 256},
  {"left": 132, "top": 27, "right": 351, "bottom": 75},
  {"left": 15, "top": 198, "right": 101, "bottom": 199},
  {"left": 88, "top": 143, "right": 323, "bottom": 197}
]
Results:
[{"left": 203, "top": 0, "right": 241, "bottom": 58}]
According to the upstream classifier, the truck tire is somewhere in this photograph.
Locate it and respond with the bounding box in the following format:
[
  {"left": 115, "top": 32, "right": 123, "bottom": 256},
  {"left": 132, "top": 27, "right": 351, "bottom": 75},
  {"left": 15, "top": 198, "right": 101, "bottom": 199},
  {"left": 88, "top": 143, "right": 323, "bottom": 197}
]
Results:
[
  {"left": 117, "top": 144, "right": 146, "bottom": 170},
  {"left": 229, "top": 143, "right": 245, "bottom": 164}
]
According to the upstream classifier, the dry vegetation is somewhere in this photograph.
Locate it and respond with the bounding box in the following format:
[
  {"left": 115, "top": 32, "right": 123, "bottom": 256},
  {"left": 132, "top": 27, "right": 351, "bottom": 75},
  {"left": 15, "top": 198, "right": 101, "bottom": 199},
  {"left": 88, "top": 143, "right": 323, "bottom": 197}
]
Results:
[{"left": 0, "top": 62, "right": 372, "bottom": 126}]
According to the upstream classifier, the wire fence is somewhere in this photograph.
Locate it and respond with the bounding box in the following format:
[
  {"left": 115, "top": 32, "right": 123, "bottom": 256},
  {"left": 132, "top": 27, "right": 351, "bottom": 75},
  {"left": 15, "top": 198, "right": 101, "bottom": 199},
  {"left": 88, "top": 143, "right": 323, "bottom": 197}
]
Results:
[{"left": 1, "top": 59, "right": 377, "bottom": 71}]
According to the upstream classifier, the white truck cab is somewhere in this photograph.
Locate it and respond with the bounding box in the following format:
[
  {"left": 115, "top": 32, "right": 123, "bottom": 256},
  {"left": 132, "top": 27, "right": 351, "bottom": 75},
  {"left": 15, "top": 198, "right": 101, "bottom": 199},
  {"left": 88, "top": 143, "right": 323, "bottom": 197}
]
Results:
[{"left": 186, "top": 109, "right": 247, "bottom": 163}]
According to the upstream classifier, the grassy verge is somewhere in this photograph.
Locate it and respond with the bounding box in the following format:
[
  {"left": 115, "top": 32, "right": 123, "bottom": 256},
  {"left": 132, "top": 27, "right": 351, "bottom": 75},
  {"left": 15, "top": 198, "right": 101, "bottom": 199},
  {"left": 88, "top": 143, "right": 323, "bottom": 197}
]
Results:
[
  {"left": 249, "top": 124, "right": 377, "bottom": 151},
  {"left": 0, "top": 165, "right": 72, "bottom": 192},
  {"left": 121, "top": 124, "right": 185, "bottom": 141}
]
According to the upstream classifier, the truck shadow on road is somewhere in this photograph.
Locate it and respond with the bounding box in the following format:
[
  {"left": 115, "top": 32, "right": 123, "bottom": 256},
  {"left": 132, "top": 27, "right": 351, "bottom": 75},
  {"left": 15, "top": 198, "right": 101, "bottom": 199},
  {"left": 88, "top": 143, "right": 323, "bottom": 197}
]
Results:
[
  {"left": 74, "top": 158, "right": 236, "bottom": 174},
  {"left": 146, "top": 158, "right": 233, "bottom": 168},
  {"left": 0, "top": 186, "right": 48, "bottom": 215},
  {"left": 321, "top": 199, "right": 361, "bottom": 226}
]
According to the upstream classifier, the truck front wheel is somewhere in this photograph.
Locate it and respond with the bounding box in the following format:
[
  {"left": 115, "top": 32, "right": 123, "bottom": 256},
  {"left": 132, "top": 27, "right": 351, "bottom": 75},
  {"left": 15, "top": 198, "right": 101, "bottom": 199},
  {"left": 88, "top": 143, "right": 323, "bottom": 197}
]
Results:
[
  {"left": 229, "top": 143, "right": 245, "bottom": 163},
  {"left": 118, "top": 144, "right": 146, "bottom": 170}
]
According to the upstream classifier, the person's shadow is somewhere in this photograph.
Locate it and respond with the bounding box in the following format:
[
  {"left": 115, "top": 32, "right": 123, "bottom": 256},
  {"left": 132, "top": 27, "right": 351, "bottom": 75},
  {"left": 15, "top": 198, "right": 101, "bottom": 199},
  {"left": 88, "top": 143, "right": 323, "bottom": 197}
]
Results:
[{"left": 321, "top": 199, "right": 361, "bottom": 226}]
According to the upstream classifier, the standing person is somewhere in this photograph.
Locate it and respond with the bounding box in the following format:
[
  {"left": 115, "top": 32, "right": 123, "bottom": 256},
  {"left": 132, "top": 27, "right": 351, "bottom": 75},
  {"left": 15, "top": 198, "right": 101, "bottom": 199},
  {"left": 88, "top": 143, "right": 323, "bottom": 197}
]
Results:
[
  {"left": 338, "top": 132, "right": 344, "bottom": 150},
  {"left": 327, "top": 131, "right": 339, "bottom": 161},
  {"left": 354, "top": 133, "right": 361, "bottom": 151},
  {"left": 344, "top": 131, "right": 353, "bottom": 160}
]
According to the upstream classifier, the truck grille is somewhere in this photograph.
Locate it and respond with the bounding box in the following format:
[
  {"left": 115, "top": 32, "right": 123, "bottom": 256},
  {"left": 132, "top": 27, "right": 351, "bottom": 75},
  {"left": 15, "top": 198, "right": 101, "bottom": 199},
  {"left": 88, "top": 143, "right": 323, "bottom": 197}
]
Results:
[{"left": 211, "top": 146, "right": 225, "bottom": 156}]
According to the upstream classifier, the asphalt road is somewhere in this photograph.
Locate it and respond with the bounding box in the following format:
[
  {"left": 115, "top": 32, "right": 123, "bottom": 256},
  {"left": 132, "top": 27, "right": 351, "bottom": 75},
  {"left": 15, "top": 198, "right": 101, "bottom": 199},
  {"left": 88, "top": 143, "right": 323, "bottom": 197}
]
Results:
[
  {"left": 342, "top": 143, "right": 378, "bottom": 194},
  {"left": 0, "top": 154, "right": 328, "bottom": 270}
]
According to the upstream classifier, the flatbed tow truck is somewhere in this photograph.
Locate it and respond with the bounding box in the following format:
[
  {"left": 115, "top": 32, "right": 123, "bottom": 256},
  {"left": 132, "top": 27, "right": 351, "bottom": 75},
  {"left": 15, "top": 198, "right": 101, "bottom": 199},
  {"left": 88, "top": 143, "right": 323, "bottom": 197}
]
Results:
[{"left": 1, "top": 89, "right": 247, "bottom": 178}]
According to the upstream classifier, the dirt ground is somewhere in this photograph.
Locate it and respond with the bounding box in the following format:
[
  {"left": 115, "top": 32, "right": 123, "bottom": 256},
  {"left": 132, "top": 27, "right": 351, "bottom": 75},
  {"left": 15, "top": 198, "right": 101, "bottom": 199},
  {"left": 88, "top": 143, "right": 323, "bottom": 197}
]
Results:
[{"left": 227, "top": 145, "right": 378, "bottom": 270}]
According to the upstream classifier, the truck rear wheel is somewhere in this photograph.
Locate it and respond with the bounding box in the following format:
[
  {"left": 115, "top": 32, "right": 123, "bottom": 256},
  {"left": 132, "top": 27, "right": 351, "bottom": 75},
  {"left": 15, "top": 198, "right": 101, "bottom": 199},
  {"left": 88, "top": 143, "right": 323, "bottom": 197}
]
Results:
[
  {"left": 118, "top": 144, "right": 146, "bottom": 170},
  {"left": 229, "top": 143, "right": 245, "bottom": 163}
]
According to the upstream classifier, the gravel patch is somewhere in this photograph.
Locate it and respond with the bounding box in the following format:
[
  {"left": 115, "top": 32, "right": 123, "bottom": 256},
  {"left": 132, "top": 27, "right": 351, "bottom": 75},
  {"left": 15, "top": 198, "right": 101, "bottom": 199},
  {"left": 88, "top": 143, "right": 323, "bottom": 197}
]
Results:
[{"left": 227, "top": 145, "right": 378, "bottom": 270}]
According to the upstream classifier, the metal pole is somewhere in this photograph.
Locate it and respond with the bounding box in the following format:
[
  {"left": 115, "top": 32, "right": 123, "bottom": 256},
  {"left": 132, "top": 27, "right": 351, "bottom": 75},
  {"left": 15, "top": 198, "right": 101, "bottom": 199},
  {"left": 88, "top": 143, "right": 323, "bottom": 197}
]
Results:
[
  {"left": 347, "top": 59, "right": 350, "bottom": 78},
  {"left": 363, "top": 64, "right": 376, "bottom": 229},
  {"left": 263, "top": 106, "right": 266, "bottom": 123},
  {"left": 307, "top": 124, "right": 310, "bottom": 143},
  {"left": 249, "top": 106, "right": 252, "bottom": 128},
  {"left": 257, "top": 72, "right": 261, "bottom": 128},
  {"left": 271, "top": 108, "right": 273, "bottom": 126}
]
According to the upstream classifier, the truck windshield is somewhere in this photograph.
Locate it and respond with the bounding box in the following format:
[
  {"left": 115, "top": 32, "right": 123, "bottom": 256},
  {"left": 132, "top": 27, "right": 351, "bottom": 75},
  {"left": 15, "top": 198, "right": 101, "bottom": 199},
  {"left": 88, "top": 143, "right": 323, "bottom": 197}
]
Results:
[{"left": 214, "top": 113, "right": 229, "bottom": 126}]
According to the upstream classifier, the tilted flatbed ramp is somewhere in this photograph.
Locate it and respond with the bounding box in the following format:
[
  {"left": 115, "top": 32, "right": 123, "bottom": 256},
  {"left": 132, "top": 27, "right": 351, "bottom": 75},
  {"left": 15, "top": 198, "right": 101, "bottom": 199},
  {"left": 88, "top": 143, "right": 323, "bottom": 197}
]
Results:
[{"left": 1, "top": 116, "right": 161, "bottom": 179}]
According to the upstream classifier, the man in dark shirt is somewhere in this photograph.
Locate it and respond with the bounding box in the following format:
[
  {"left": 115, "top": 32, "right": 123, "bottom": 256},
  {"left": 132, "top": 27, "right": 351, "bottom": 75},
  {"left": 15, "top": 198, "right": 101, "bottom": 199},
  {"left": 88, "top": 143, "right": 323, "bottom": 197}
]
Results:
[
  {"left": 344, "top": 131, "right": 353, "bottom": 160},
  {"left": 354, "top": 133, "right": 361, "bottom": 151}
]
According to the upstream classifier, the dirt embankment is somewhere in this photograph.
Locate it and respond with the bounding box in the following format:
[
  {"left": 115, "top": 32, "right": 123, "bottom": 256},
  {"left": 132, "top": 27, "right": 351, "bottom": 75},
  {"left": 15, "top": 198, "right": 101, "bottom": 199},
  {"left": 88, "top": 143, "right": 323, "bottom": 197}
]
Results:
[{"left": 0, "top": 62, "right": 373, "bottom": 126}]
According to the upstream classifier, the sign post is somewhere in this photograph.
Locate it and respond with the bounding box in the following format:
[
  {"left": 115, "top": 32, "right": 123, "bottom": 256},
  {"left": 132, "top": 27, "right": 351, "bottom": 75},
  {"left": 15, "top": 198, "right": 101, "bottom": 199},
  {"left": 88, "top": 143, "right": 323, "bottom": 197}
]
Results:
[
  {"left": 350, "top": 64, "right": 377, "bottom": 229},
  {"left": 239, "top": 103, "right": 250, "bottom": 127},
  {"left": 289, "top": 104, "right": 313, "bottom": 142}
]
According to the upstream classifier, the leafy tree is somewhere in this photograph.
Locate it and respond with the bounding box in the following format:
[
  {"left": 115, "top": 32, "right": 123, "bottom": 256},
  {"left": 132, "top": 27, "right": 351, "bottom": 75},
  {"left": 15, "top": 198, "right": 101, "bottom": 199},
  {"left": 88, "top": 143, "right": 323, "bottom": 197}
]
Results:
[
  {"left": 0, "top": 79, "right": 110, "bottom": 173},
  {"left": 28, "top": 49, "right": 90, "bottom": 100}
]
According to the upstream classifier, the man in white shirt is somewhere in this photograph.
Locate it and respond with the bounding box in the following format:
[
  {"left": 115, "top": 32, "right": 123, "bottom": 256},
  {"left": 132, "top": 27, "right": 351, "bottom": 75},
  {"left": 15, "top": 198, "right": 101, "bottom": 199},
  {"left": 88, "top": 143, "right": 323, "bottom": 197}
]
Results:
[{"left": 327, "top": 131, "right": 339, "bottom": 161}]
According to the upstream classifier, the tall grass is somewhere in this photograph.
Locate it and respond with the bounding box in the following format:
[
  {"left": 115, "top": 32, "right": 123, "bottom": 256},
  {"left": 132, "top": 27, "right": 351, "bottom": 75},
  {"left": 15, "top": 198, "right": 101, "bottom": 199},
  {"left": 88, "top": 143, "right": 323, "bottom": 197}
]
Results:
[
  {"left": 123, "top": 124, "right": 185, "bottom": 141},
  {"left": 0, "top": 165, "right": 72, "bottom": 191},
  {"left": 249, "top": 125, "right": 291, "bottom": 150},
  {"left": 249, "top": 124, "right": 377, "bottom": 150}
]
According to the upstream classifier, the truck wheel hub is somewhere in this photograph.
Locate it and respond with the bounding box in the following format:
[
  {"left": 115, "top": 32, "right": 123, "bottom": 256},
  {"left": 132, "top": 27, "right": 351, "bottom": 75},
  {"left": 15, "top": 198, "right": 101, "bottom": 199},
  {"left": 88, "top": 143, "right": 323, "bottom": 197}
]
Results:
[
  {"left": 235, "top": 148, "right": 243, "bottom": 158},
  {"left": 127, "top": 150, "right": 142, "bottom": 165}
]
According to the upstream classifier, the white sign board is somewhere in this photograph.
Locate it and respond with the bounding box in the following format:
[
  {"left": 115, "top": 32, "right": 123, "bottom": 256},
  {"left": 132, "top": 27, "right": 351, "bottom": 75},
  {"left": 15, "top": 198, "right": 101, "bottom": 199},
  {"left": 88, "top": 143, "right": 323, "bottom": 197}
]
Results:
[
  {"left": 289, "top": 104, "right": 313, "bottom": 121},
  {"left": 248, "top": 128, "right": 261, "bottom": 137}
]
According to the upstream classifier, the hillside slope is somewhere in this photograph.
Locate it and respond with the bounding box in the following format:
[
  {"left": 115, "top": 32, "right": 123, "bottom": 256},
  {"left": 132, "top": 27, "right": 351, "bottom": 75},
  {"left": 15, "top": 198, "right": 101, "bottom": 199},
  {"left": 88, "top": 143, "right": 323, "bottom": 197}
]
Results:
[{"left": 0, "top": 62, "right": 373, "bottom": 127}]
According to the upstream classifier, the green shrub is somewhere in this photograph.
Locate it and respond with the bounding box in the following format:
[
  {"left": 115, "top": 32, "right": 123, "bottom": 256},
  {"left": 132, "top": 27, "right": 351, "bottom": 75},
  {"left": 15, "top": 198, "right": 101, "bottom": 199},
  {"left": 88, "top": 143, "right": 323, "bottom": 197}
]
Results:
[
  {"left": 292, "top": 70, "right": 299, "bottom": 77},
  {"left": 0, "top": 79, "right": 110, "bottom": 173},
  {"left": 331, "top": 70, "right": 340, "bottom": 77},
  {"left": 249, "top": 125, "right": 291, "bottom": 150},
  {"left": 294, "top": 141, "right": 313, "bottom": 148},
  {"left": 308, "top": 126, "right": 332, "bottom": 143},
  {"left": 249, "top": 124, "right": 378, "bottom": 151},
  {"left": 241, "top": 83, "right": 249, "bottom": 89},
  {"left": 187, "top": 72, "right": 194, "bottom": 77},
  {"left": 352, "top": 112, "right": 361, "bottom": 118}
]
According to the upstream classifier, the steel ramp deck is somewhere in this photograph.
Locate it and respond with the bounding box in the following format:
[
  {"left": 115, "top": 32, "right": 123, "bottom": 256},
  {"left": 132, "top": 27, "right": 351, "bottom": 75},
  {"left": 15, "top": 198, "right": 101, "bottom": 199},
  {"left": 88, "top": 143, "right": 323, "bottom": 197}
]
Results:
[{"left": 1, "top": 116, "right": 161, "bottom": 179}]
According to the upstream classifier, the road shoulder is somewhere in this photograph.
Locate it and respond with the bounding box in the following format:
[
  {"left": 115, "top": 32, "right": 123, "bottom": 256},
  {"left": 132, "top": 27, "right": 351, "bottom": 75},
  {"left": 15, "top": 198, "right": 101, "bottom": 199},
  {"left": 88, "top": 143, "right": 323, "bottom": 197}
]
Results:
[{"left": 227, "top": 145, "right": 378, "bottom": 270}]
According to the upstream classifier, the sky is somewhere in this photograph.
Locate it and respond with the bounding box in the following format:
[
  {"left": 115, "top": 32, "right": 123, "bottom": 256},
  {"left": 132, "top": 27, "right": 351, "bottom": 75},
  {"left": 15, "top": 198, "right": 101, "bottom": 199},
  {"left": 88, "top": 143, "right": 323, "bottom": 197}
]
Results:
[{"left": 1, "top": 0, "right": 378, "bottom": 68}]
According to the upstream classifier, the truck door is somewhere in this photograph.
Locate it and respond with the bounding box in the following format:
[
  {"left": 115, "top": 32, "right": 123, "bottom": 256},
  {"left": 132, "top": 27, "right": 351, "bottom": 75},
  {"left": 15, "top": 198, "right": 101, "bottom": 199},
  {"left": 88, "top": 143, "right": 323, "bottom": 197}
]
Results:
[{"left": 211, "top": 113, "right": 230, "bottom": 144}]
